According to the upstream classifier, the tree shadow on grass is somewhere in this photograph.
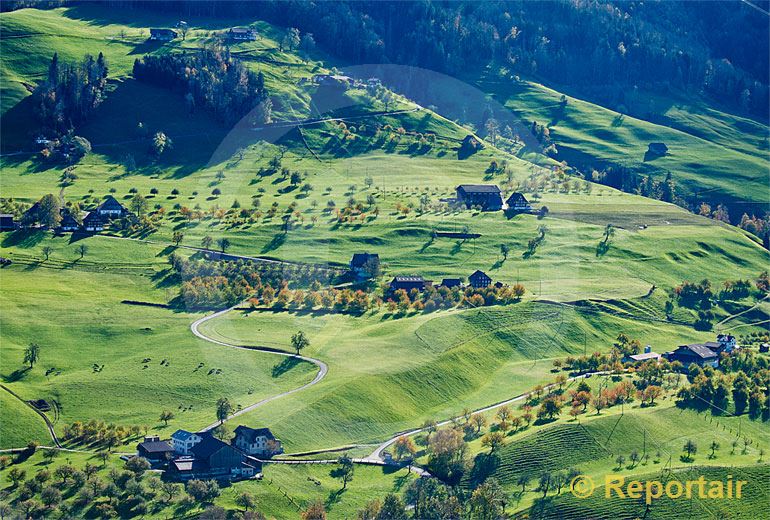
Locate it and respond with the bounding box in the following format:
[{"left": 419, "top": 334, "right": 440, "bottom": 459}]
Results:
[
  {"left": 466, "top": 452, "right": 501, "bottom": 488},
  {"left": 261, "top": 232, "right": 287, "bottom": 253},
  {"left": 1, "top": 229, "right": 46, "bottom": 248},
  {"left": 271, "top": 356, "right": 300, "bottom": 378},
  {"left": 2, "top": 366, "right": 31, "bottom": 383},
  {"left": 325, "top": 488, "right": 346, "bottom": 508}
]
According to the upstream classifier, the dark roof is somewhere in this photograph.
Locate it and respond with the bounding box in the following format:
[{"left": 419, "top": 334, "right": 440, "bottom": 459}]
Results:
[
  {"left": 679, "top": 344, "right": 718, "bottom": 359},
  {"left": 191, "top": 433, "right": 231, "bottom": 460},
  {"left": 150, "top": 28, "right": 177, "bottom": 35},
  {"left": 138, "top": 440, "right": 173, "bottom": 453},
  {"left": 350, "top": 253, "right": 379, "bottom": 268},
  {"left": 440, "top": 278, "right": 462, "bottom": 288},
  {"left": 457, "top": 184, "right": 501, "bottom": 194},
  {"left": 82, "top": 211, "right": 103, "bottom": 224},
  {"left": 172, "top": 429, "right": 198, "bottom": 441},
  {"left": 96, "top": 195, "right": 125, "bottom": 212},
  {"left": 469, "top": 270, "right": 491, "bottom": 281},
  {"left": 506, "top": 192, "right": 529, "bottom": 204},
  {"left": 234, "top": 425, "right": 276, "bottom": 442}
]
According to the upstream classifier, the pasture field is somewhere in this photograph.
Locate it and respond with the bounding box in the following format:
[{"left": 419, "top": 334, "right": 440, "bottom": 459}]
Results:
[
  {"left": 0, "top": 262, "right": 316, "bottom": 441},
  {"left": 1, "top": 6, "right": 769, "bottom": 519},
  {"left": 198, "top": 302, "right": 715, "bottom": 452},
  {"left": 0, "top": 391, "right": 51, "bottom": 449},
  {"left": 471, "top": 67, "right": 769, "bottom": 206}
]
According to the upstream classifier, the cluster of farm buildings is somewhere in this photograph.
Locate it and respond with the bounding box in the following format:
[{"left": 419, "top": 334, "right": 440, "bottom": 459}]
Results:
[
  {"left": 351, "top": 252, "right": 502, "bottom": 295},
  {"left": 1, "top": 195, "right": 134, "bottom": 233},
  {"left": 149, "top": 26, "right": 258, "bottom": 41},
  {"left": 135, "top": 425, "right": 281, "bottom": 482},
  {"left": 623, "top": 334, "right": 739, "bottom": 368}
]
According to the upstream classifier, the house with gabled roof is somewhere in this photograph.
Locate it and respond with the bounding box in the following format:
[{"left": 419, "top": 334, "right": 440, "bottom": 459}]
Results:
[
  {"left": 82, "top": 211, "right": 104, "bottom": 232},
  {"left": 58, "top": 208, "right": 81, "bottom": 232},
  {"left": 232, "top": 425, "right": 282, "bottom": 457},
  {"left": 171, "top": 429, "right": 202, "bottom": 455},
  {"left": 350, "top": 252, "right": 380, "bottom": 278},
  {"left": 95, "top": 195, "right": 129, "bottom": 219},
  {"left": 149, "top": 28, "right": 177, "bottom": 41},
  {"left": 468, "top": 270, "right": 492, "bottom": 288},
  {"left": 228, "top": 27, "right": 257, "bottom": 40},
  {"left": 169, "top": 432, "right": 255, "bottom": 481},
  {"left": 439, "top": 278, "right": 462, "bottom": 289},
  {"left": 505, "top": 192, "right": 531, "bottom": 212},
  {"left": 388, "top": 275, "right": 430, "bottom": 293},
  {"left": 665, "top": 344, "right": 719, "bottom": 368},
  {"left": 456, "top": 185, "right": 504, "bottom": 211},
  {"left": 136, "top": 435, "right": 174, "bottom": 462}
]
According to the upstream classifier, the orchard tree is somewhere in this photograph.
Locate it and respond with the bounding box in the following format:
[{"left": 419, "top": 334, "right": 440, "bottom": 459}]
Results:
[
  {"left": 331, "top": 454, "right": 354, "bottom": 489},
  {"left": 216, "top": 398, "right": 233, "bottom": 424},
  {"left": 172, "top": 231, "right": 184, "bottom": 246},
  {"left": 159, "top": 410, "right": 174, "bottom": 426},
  {"left": 291, "top": 330, "right": 310, "bottom": 355},
  {"left": 24, "top": 343, "right": 40, "bottom": 368}
]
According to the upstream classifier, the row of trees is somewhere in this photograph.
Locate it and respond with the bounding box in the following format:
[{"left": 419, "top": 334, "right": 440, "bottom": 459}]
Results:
[{"left": 132, "top": 46, "right": 271, "bottom": 125}]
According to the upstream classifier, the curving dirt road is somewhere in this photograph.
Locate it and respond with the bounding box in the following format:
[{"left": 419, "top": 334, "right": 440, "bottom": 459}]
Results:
[
  {"left": 364, "top": 371, "right": 610, "bottom": 463},
  {"left": 190, "top": 305, "right": 328, "bottom": 432}
]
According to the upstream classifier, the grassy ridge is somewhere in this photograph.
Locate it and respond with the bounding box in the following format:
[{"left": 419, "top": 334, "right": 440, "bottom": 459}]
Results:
[
  {"left": 472, "top": 69, "right": 769, "bottom": 205},
  {"left": 200, "top": 303, "right": 711, "bottom": 451}
]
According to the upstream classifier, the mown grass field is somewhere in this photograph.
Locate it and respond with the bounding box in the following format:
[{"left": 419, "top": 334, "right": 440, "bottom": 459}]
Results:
[
  {"left": 0, "top": 391, "right": 51, "bottom": 449},
  {"left": 0, "top": 260, "right": 316, "bottom": 441},
  {"left": 198, "top": 302, "right": 720, "bottom": 452}
]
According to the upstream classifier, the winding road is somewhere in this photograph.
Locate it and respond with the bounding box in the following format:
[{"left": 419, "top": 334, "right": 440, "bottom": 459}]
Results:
[
  {"left": 190, "top": 305, "right": 328, "bottom": 432},
  {"left": 191, "top": 303, "right": 610, "bottom": 473}
]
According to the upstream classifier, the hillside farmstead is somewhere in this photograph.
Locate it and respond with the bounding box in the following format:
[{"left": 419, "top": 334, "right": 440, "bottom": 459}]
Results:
[
  {"left": 456, "top": 184, "right": 504, "bottom": 211},
  {"left": 149, "top": 28, "right": 177, "bottom": 41}
]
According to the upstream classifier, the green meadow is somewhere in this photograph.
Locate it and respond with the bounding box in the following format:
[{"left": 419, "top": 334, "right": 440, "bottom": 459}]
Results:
[{"left": 1, "top": 6, "right": 769, "bottom": 519}]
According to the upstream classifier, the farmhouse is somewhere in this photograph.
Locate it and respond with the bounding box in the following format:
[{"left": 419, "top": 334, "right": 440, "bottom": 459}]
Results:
[
  {"left": 350, "top": 253, "right": 380, "bottom": 278},
  {"left": 389, "top": 275, "right": 430, "bottom": 293},
  {"left": 95, "top": 195, "right": 129, "bottom": 219},
  {"left": 665, "top": 344, "right": 719, "bottom": 368},
  {"left": 505, "top": 192, "right": 531, "bottom": 212},
  {"left": 171, "top": 429, "right": 202, "bottom": 455},
  {"left": 0, "top": 214, "right": 16, "bottom": 231},
  {"left": 456, "top": 185, "right": 504, "bottom": 211},
  {"left": 439, "top": 278, "right": 462, "bottom": 289},
  {"left": 314, "top": 74, "right": 355, "bottom": 88},
  {"left": 468, "top": 270, "right": 492, "bottom": 288},
  {"left": 169, "top": 433, "right": 255, "bottom": 481},
  {"left": 228, "top": 27, "right": 257, "bottom": 40},
  {"left": 232, "top": 425, "right": 282, "bottom": 457},
  {"left": 136, "top": 435, "right": 174, "bottom": 462},
  {"left": 82, "top": 212, "right": 104, "bottom": 232},
  {"left": 58, "top": 208, "right": 80, "bottom": 232},
  {"left": 149, "top": 28, "right": 177, "bottom": 41}
]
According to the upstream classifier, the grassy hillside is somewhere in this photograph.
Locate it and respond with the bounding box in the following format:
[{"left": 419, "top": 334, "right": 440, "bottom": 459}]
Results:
[
  {"left": 472, "top": 67, "right": 769, "bottom": 207},
  {"left": 0, "top": 257, "right": 316, "bottom": 437},
  {"left": 199, "top": 302, "right": 716, "bottom": 451},
  {"left": 0, "top": 391, "right": 51, "bottom": 449}
]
